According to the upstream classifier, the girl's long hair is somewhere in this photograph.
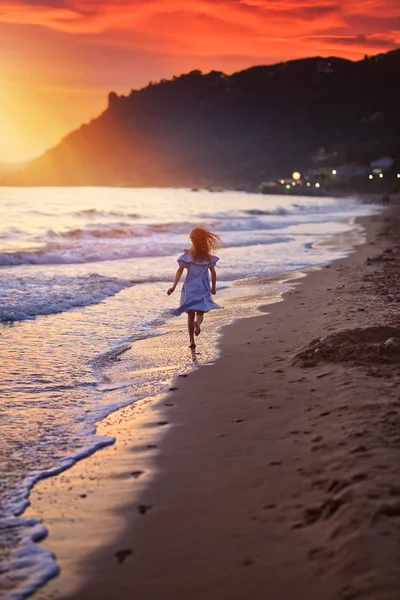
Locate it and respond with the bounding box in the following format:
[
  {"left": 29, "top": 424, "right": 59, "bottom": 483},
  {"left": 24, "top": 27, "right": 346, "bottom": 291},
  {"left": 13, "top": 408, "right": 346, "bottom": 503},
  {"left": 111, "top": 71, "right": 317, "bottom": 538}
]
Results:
[{"left": 190, "top": 227, "right": 221, "bottom": 261}]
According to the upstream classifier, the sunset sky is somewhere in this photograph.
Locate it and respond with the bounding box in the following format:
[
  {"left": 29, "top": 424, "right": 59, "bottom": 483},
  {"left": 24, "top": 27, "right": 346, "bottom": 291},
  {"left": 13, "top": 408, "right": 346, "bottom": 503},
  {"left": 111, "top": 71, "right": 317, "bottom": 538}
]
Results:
[{"left": 1, "top": 0, "right": 399, "bottom": 163}]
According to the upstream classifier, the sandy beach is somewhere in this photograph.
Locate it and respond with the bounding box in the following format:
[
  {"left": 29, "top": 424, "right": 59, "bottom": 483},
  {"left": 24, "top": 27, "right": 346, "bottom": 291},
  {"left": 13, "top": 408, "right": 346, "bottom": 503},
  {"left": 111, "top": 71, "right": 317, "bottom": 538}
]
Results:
[{"left": 27, "top": 207, "right": 400, "bottom": 600}]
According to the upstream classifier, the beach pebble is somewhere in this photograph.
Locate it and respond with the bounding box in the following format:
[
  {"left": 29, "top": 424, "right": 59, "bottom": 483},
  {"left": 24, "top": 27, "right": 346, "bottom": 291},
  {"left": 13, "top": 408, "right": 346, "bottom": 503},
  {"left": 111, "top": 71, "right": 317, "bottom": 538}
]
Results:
[
  {"left": 385, "top": 337, "right": 400, "bottom": 347},
  {"left": 314, "top": 348, "right": 322, "bottom": 362}
]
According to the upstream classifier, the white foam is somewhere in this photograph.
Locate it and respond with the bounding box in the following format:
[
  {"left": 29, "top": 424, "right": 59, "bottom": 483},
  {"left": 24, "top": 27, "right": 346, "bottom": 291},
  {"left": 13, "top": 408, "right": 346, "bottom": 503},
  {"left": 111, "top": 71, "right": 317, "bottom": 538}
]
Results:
[
  {"left": 0, "top": 232, "right": 295, "bottom": 268},
  {"left": 1, "top": 436, "right": 115, "bottom": 600},
  {"left": 0, "top": 274, "right": 132, "bottom": 321}
]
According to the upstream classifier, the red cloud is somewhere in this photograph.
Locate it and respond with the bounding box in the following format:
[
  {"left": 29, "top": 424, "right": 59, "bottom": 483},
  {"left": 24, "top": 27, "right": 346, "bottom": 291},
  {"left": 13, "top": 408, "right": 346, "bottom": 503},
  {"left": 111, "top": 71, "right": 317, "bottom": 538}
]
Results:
[
  {"left": 0, "top": 1, "right": 398, "bottom": 39},
  {"left": 1, "top": 1, "right": 399, "bottom": 85}
]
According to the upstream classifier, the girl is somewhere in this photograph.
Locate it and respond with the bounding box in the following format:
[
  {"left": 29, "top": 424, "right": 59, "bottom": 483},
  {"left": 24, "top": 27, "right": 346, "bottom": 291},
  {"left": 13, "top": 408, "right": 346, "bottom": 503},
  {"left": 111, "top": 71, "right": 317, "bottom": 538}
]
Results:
[{"left": 167, "top": 226, "right": 222, "bottom": 349}]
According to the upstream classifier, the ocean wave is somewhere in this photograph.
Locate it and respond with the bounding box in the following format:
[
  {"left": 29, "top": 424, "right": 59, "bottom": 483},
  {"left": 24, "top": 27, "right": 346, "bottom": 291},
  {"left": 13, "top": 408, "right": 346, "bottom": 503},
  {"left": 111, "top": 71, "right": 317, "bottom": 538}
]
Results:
[
  {"left": 243, "top": 208, "right": 289, "bottom": 216},
  {"left": 0, "top": 227, "right": 25, "bottom": 239},
  {"left": 42, "top": 212, "right": 323, "bottom": 243},
  {"left": 0, "top": 435, "right": 114, "bottom": 600},
  {"left": 0, "top": 234, "right": 292, "bottom": 268},
  {"left": 74, "top": 208, "right": 141, "bottom": 219},
  {"left": 45, "top": 221, "right": 197, "bottom": 241},
  {"left": 0, "top": 274, "right": 132, "bottom": 321},
  {"left": 2, "top": 204, "right": 345, "bottom": 257},
  {"left": 0, "top": 243, "right": 177, "bottom": 266},
  {"left": 42, "top": 207, "right": 332, "bottom": 242}
]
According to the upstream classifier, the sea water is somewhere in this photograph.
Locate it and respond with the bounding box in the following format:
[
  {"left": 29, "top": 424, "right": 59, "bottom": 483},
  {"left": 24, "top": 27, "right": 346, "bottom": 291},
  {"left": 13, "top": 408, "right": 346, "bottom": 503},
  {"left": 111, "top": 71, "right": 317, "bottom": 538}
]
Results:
[{"left": 0, "top": 187, "right": 376, "bottom": 599}]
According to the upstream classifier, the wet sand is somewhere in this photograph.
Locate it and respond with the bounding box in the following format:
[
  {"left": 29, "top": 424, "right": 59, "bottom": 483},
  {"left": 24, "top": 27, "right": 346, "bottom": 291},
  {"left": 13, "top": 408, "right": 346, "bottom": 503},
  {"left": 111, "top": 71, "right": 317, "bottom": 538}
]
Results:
[{"left": 30, "top": 208, "right": 400, "bottom": 600}]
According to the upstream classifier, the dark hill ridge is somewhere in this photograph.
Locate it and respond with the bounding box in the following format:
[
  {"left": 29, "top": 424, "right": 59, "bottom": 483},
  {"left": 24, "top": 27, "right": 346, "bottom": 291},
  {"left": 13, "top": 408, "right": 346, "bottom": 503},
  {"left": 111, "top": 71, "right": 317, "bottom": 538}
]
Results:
[{"left": 6, "top": 49, "right": 400, "bottom": 188}]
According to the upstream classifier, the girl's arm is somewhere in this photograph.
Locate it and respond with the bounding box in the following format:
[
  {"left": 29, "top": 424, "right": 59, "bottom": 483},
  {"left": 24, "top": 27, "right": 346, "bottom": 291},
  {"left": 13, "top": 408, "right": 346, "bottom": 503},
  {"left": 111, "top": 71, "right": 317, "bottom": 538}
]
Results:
[
  {"left": 210, "top": 266, "right": 217, "bottom": 294},
  {"left": 167, "top": 267, "right": 184, "bottom": 295}
]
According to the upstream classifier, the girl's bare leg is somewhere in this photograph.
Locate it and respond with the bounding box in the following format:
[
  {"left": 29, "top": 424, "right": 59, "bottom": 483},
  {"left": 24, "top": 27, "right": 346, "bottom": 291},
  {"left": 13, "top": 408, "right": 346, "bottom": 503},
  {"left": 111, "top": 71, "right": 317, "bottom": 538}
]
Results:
[
  {"left": 194, "top": 311, "right": 204, "bottom": 336},
  {"left": 187, "top": 311, "right": 196, "bottom": 347}
]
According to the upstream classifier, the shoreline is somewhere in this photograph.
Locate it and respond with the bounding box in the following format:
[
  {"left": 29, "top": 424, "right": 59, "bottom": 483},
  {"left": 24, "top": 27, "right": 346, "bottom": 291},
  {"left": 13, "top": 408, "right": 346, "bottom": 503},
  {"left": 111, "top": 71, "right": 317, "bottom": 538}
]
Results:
[
  {"left": 1, "top": 192, "right": 371, "bottom": 600},
  {"left": 25, "top": 267, "right": 311, "bottom": 600},
  {"left": 26, "top": 208, "right": 400, "bottom": 600}
]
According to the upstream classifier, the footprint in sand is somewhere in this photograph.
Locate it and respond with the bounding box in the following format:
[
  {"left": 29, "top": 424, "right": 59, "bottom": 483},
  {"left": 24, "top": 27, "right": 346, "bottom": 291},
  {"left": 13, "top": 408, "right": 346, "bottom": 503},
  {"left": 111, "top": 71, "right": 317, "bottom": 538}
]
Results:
[
  {"left": 137, "top": 504, "right": 153, "bottom": 515},
  {"left": 242, "top": 558, "right": 255, "bottom": 567},
  {"left": 115, "top": 549, "right": 132, "bottom": 564}
]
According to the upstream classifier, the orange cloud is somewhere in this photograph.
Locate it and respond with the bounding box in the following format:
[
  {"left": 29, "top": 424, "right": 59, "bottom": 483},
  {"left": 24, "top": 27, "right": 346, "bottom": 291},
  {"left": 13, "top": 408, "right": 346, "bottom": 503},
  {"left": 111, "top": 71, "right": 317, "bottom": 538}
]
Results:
[{"left": 0, "top": 3, "right": 83, "bottom": 30}]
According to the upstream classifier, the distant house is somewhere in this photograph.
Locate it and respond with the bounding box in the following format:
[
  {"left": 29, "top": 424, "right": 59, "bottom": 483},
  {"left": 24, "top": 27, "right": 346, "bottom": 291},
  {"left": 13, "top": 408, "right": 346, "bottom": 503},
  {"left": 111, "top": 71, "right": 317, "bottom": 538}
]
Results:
[
  {"left": 316, "top": 60, "right": 335, "bottom": 74},
  {"left": 334, "top": 165, "right": 370, "bottom": 181},
  {"left": 370, "top": 157, "right": 395, "bottom": 172},
  {"left": 308, "top": 164, "right": 369, "bottom": 182}
]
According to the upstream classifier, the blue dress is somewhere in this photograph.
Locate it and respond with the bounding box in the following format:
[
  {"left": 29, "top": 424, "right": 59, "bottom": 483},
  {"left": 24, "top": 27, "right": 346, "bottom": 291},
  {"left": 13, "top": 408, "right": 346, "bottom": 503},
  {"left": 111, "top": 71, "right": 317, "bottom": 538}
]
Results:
[{"left": 173, "top": 252, "right": 222, "bottom": 316}]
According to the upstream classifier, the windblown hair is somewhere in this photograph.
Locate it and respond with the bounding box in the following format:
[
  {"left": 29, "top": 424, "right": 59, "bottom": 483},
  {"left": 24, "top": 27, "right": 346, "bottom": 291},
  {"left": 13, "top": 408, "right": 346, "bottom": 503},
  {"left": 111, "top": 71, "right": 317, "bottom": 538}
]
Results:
[{"left": 189, "top": 226, "right": 221, "bottom": 261}]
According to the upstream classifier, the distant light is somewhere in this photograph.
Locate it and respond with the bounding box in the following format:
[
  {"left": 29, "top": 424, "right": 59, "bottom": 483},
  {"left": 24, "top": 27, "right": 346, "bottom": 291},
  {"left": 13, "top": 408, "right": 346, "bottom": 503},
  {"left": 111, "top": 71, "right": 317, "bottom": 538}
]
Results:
[
  {"left": 280, "top": 179, "right": 285, "bottom": 184},
  {"left": 306, "top": 182, "right": 311, "bottom": 187},
  {"left": 369, "top": 174, "right": 374, "bottom": 179},
  {"left": 397, "top": 174, "right": 400, "bottom": 179},
  {"left": 285, "top": 184, "right": 291, "bottom": 190},
  {"left": 379, "top": 173, "right": 384, "bottom": 178},
  {"left": 315, "top": 183, "right": 321, "bottom": 188},
  {"left": 292, "top": 171, "right": 301, "bottom": 181},
  {"left": 292, "top": 182, "right": 296, "bottom": 186},
  {"left": 332, "top": 169, "right": 337, "bottom": 175}
]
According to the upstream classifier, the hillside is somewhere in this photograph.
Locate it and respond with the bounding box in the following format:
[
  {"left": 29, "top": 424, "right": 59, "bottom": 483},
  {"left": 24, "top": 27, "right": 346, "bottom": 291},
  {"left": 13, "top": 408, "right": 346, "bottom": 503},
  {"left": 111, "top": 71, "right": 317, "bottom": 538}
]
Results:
[
  {"left": 0, "top": 161, "right": 27, "bottom": 179},
  {"left": 6, "top": 49, "right": 400, "bottom": 188}
]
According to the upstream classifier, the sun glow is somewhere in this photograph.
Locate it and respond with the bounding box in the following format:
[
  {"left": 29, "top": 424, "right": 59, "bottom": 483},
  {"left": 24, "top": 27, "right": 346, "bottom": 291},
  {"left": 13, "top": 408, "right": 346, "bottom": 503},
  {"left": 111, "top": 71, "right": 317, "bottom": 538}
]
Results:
[
  {"left": 0, "top": 80, "right": 105, "bottom": 163},
  {"left": 0, "top": 81, "right": 58, "bottom": 162}
]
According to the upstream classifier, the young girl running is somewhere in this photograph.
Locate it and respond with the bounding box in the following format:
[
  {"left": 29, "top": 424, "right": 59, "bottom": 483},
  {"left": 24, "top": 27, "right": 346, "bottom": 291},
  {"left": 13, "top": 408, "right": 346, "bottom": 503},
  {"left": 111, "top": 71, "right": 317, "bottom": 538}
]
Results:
[{"left": 167, "top": 226, "right": 222, "bottom": 349}]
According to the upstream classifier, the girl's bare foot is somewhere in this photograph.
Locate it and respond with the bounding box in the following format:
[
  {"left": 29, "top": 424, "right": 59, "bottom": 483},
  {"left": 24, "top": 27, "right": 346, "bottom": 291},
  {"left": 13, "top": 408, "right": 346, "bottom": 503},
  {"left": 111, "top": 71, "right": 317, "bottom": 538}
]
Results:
[
  {"left": 189, "top": 341, "right": 196, "bottom": 349},
  {"left": 194, "top": 321, "right": 201, "bottom": 336}
]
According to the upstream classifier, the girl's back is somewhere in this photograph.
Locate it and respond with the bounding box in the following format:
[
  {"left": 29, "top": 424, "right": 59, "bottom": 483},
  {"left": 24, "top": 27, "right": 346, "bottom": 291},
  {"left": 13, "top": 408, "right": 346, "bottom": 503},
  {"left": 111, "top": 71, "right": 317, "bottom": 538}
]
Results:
[{"left": 167, "top": 227, "right": 222, "bottom": 347}]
